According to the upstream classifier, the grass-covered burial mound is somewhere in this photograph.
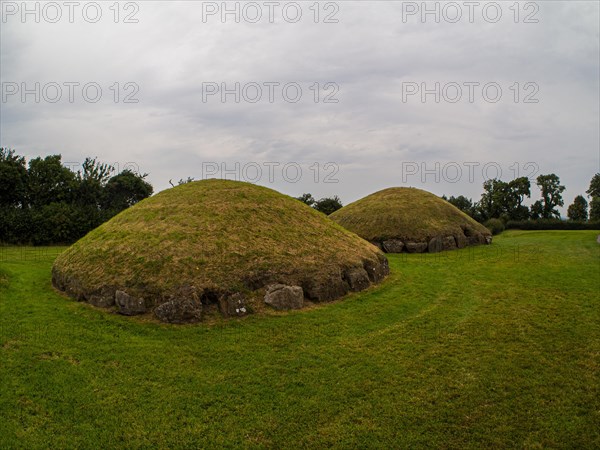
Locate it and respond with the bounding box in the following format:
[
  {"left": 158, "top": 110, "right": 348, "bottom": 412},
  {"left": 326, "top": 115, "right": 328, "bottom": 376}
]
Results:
[
  {"left": 330, "top": 187, "right": 492, "bottom": 253},
  {"left": 52, "top": 180, "right": 389, "bottom": 323}
]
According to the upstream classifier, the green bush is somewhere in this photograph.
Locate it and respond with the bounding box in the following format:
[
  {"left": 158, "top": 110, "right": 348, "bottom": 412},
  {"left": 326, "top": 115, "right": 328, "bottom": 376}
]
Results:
[
  {"left": 0, "top": 150, "right": 154, "bottom": 245},
  {"left": 0, "top": 203, "right": 122, "bottom": 245},
  {"left": 0, "top": 206, "right": 32, "bottom": 244},
  {"left": 484, "top": 218, "right": 505, "bottom": 235},
  {"left": 30, "top": 203, "right": 103, "bottom": 245}
]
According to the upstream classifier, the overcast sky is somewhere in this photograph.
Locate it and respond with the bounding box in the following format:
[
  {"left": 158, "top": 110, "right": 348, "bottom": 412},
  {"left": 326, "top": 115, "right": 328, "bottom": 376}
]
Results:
[{"left": 1, "top": 1, "right": 598, "bottom": 214}]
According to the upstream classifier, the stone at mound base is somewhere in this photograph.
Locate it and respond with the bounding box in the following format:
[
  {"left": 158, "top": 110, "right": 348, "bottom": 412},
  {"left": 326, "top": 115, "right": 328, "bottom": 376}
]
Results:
[
  {"left": 52, "top": 180, "right": 389, "bottom": 324},
  {"left": 88, "top": 286, "right": 116, "bottom": 308},
  {"left": 428, "top": 236, "right": 457, "bottom": 253},
  {"left": 343, "top": 267, "right": 371, "bottom": 292},
  {"left": 363, "top": 258, "right": 390, "bottom": 282},
  {"left": 428, "top": 237, "right": 442, "bottom": 253},
  {"left": 302, "top": 274, "right": 350, "bottom": 302},
  {"left": 330, "top": 187, "right": 492, "bottom": 254},
  {"left": 382, "top": 239, "right": 404, "bottom": 253},
  {"left": 219, "top": 293, "right": 249, "bottom": 317},
  {"left": 154, "top": 286, "right": 203, "bottom": 324},
  {"left": 405, "top": 242, "right": 428, "bottom": 253},
  {"left": 455, "top": 233, "right": 468, "bottom": 249},
  {"left": 264, "top": 285, "right": 304, "bottom": 311},
  {"left": 115, "top": 291, "right": 146, "bottom": 316}
]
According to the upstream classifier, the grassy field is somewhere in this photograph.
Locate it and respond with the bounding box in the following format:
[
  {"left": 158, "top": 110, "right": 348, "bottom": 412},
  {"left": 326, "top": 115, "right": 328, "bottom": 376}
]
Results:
[{"left": 0, "top": 231, "right": 599, "bottom": 448}]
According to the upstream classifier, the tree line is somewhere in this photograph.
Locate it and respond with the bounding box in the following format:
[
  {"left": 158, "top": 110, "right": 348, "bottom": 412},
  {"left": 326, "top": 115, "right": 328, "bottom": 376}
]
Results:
[
  {"left": 0, "top": 148, "right": 153, "bottom": 245},
  {"left": 2, "top": 147, "right": 597, "bottom": 245},
  {"left": 295, "top": 193, "right": 344, "bottom": 215},
  {"left": 442, "top": 173, "right": 600, "bottom": 224},
  {"left": 297, "top": 172, "right": 600, "bottom": 232}
]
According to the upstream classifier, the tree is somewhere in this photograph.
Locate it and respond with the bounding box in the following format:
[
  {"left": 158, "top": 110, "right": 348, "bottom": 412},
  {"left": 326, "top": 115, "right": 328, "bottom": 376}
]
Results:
[
  {"left": 0, "top": 148, "right": 28, "bottom": 207},
  {"left": 75, "top": 157, "right": 114, "bottom": 208},
  {"left": 478, "top": 179, "right": 507, "bottom": 220},
  {"left": 27, "top": 155, "right": 76, "bottom": 208},
  {"left": 589, "top": 197, "right": 600, "bottom": 221},
  {"left": 0, "top": 205, "right": 30, "bottom": 244},
  {"left": 506, "top": 177, "right": 531, "bottom": 220},
  {"left": 296, "top": 193, "right": 316, "bottom": 207},
  {"left": 0, "top": 150, "right": 155, "bottom": 245},
  {"left": 530, "top": 200, "right": 544, "bottom": 220},
  {"left": 30, "top": 203, "right": 98, "bottom": 245},
  {"left": 445, "top": 195, "right": 474, "bottom": 216},
  {"left": 567, "top": 195, "right": 588, "bottom": 221},
  {"left": 535, "top": 174, "right": 565, "bottom": 219},
  {"left": 586, "top": 173, "right": 600, "bottom": 221},
  {"left": 314, "top": 196, "right": 343, "bottom": 215},
  {"left": 586, "top": 173, "right": 600, "bottom": 197},
  {"left": 103, "top": 169, "right": 153, "bottom": 212},
  {"left": 475, "top": 177, "right": 532, "bottom": 221}
]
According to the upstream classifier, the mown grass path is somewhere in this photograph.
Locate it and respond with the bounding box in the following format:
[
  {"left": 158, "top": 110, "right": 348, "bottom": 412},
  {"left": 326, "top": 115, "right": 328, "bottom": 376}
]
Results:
[{"left": 1, "top": 231, "right": 598, "bottom": 448}]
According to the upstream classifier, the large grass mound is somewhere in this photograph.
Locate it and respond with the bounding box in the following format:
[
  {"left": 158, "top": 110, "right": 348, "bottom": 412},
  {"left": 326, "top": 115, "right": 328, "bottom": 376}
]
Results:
[
  {"left": 52, "top": 180, "right": 388, "bottom": 323},
  {"left": 330, "top": 187, "right": 492, "bottom": 253}
]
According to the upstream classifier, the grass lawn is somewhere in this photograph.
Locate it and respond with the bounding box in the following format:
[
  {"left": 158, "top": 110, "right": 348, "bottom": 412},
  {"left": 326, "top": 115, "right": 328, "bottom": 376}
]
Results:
[{"left": 0, "top": 230, "right": 599, "bottom": 448}]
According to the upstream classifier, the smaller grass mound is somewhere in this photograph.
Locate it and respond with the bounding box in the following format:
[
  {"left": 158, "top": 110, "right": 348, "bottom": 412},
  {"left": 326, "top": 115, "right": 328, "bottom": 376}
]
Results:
[
  {"left": 330, "top": 187, "right": 492, "bottom": 253},
  {"left": 52, "top": 180, "right": 389, "bottom": 323}
]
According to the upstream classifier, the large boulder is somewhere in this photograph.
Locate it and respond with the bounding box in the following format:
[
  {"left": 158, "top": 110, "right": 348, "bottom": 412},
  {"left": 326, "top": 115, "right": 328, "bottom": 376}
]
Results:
[
  {"left": 154, "top": 286, "right": 202, "bottom": 323},
  {"left": 115, "top": 290, "right": 146, "bottom": 316},
  {"left": 343, "top": 267, "right": 371, "bottom": 292},
  {"left": 363, "top": 257, "right": 390, "bottom": 282},
  {"left": 302, "top": 274, "right": 350, "bottom": 302},
  {"left": 88, "top": 286, "right": 116, "bottom": 308},
  {"left": 455, "top": 233, "right": 468, "bottom": 249},
  {"left": 52, "top": 268, "right": 86, "bottom": 301},
  {"left": 443, "top": 236, "right": 457, "bottom": 251},
  {"left": 428, "top": 236, "right": 443, "bottom": 253},
  {"left": 467, "top": 231, "right": 487, "bottom": 246},
  {"left": 405, "top": 242, "right": 428, "bottom": 253},
  {"left": 429, "top": 235, "right": 459, "bottom": 253},
  {"left": 382, "top": 239, "right": 404, "bottom": 253},
  {"left": 154, "top": 299, "right": 202, "bottom": 323},
  {"left": 219, "top": 292, "right": 249, "bottom": 317},
  {"left": 264, "top": 284, "right": 304, "bottom": 310}
]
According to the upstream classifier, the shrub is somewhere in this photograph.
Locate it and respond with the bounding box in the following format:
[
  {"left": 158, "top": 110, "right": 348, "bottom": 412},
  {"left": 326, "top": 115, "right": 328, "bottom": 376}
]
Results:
[
  {"left": 484, "top": 218, "right": 505, "bottom": 235},
  {"left": 314, "top": 196, "right": 343, "bottom": 215},
  {"left": 0, "top": 150, "right": 153, "bottom": 245},
  {"left": 0, "top": 206, "right": 31, "bottom": 244}
]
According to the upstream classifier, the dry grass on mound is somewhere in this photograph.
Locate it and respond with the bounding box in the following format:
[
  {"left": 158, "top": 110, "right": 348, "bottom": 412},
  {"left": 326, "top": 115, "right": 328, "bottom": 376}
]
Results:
[
  {"left": 330, "top": 187, "right": 491, "bottom": 242},
  {"left": 53, "top": 180, "right": 385, "bottom": 297}
]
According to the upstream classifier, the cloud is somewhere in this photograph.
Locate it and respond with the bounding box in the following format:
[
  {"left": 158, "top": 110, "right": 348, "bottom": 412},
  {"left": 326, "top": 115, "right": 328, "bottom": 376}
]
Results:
[{"left": 1, "top": 1, "right": 598, "bottom": 212}]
